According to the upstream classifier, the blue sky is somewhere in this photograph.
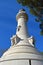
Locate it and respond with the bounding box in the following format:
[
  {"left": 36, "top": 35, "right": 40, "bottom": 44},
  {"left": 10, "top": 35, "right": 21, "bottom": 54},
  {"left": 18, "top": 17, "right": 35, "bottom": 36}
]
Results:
[{"left": 0, "top": 0, "right": 43, "bottom": 56}]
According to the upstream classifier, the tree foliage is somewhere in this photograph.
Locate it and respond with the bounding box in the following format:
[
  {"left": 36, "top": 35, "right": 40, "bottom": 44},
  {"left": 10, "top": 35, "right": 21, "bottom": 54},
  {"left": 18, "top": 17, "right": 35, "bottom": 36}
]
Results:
[{"left": 17, "top": 0, "right": 43, "bottom": 35}]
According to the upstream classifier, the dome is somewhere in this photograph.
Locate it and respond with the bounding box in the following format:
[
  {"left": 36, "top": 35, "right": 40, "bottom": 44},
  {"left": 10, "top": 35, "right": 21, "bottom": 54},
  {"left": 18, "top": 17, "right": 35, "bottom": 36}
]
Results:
[{"left": 0, "top": 38, "right": 43, "bottom": 61}]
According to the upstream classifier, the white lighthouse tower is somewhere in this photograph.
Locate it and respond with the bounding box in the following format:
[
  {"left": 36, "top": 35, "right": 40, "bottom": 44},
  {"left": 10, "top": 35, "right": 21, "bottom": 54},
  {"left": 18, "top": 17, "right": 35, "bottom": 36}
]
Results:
[{"left": 0, "top": 9, "right": 43, "bottom": 65}]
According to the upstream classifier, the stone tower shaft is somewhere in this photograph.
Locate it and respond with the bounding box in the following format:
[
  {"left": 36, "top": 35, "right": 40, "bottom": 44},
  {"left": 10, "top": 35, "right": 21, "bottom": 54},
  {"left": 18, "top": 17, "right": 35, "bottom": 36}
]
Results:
[{"left": 16, "top": 9, "right": 29, "bottom": 39}]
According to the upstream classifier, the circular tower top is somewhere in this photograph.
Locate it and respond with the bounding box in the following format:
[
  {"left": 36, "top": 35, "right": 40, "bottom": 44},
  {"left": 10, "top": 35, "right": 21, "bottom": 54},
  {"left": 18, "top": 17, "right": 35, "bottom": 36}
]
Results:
[{"left": 16, "top": 9, "right": 28, "bottom": 22}]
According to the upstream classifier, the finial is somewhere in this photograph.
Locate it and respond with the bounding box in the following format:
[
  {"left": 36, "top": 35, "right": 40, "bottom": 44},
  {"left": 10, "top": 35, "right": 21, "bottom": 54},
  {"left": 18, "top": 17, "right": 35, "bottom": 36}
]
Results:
[
  {"left": 16, "top": 9, "right": 28, "bottom": 22},
  {"left": 19, "top": 9, "right": 25, "bottom": 12}
]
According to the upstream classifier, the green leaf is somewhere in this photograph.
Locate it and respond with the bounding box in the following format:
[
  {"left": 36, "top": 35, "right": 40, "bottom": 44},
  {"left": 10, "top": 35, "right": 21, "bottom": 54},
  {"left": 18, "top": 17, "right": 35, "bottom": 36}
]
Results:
[
  {"left": 30, "top": 9, "right": 38, "bottom": 16},
  {"left": 40, "top": 30, "right": 43, "bottom": 35}
]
